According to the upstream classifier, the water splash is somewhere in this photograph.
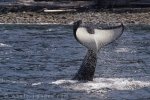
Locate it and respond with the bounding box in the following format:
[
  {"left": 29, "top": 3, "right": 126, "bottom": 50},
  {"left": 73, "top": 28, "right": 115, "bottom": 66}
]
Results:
[{"left": 52, "top": 78, "right": 150, "bottom": 93}]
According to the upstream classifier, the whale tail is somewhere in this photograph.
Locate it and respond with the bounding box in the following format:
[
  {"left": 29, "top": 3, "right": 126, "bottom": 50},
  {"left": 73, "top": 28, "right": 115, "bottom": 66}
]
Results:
[{"left": 73, "top": 20, "right": 124, "bottom": 81}]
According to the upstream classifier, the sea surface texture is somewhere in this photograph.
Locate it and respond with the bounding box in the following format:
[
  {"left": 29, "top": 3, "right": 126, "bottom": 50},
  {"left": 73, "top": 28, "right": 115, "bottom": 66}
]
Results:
[{"left": 0, "top": 24, "right": 150, "bottom": 100}]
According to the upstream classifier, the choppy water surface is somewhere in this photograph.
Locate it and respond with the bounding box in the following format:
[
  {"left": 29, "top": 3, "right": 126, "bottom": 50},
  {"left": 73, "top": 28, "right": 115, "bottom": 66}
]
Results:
[{"left": 0, "top": 24, "right": 150, "bottom": 100}]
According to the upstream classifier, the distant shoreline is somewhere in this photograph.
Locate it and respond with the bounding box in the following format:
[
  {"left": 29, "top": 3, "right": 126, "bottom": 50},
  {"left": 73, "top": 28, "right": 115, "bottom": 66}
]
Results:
[{"left": 0, "top": 8, "right": 150, "bottom": 25}]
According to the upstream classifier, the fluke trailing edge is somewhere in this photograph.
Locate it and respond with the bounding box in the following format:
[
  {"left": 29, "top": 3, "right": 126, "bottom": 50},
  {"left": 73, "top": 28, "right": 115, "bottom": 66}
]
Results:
[{"left": 73, "top": 20, "right": 124, "bottom": 81}]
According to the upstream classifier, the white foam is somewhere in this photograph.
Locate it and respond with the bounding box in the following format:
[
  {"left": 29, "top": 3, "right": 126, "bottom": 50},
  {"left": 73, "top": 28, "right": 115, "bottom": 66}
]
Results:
[
  {"left": 0, "top": 78, "right": 27, "bottom": 84},
  {"left": 32, "top": 82, "right": 43, "bottom": 86},
  {"left": 115, "top": 48, "right": 130, "bottom": 53},
  {"left": 52, "top": 80, "right": 77, "bottom": 85},
  {"left": 51, "top": 78, "right": 150, "bottom": 92},
  {"left": 0, "top": 43, "right": 11, "bottom": 47}
]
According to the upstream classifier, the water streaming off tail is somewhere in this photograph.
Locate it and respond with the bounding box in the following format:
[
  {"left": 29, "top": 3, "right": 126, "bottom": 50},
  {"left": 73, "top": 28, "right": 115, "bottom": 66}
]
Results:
[{"left": 0, "top": 24, "right": 149, "bottom": 100}]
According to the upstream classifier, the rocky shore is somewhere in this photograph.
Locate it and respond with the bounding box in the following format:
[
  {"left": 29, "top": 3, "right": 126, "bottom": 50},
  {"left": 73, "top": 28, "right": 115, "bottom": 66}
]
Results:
[{"left": 0, "top": 8, "right": 150, "bottom": 25}]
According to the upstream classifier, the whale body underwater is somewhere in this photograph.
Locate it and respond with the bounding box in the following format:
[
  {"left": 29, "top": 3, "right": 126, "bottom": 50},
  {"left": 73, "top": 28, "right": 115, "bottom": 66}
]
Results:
[{"left": 73, "top": 20, "right": 124, "bottom": 81}]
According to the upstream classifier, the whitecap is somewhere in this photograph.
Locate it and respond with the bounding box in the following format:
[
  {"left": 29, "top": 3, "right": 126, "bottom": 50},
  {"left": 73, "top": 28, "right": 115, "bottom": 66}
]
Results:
[
  {"left": 115, "top": 48, "right": 130, "bottom": 53},
  {"left": 32, "top": 82, "right": 43, "bottom": 86},
  {"left": 0, "top": 43, "right": 11, "bottom": 47}
]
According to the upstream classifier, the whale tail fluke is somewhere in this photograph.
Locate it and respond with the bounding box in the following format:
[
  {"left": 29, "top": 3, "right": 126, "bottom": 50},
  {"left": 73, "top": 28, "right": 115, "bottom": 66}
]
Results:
[
  {"left": 73, "top": 20, "right": 124, "bottom": 81},
  {"left": 74, "top": 20, "right": 124, "bottom": 52}
]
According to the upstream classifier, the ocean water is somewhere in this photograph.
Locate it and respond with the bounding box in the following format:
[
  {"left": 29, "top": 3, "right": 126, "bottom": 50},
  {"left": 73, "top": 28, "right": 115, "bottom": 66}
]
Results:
[{"left": 0, "top": 24, "right": 149, "bottom": 100}]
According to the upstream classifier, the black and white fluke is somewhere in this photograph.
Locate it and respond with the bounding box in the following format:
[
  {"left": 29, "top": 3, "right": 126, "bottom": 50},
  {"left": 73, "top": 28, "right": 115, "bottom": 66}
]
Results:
[{"left": 73, "top": 20, "right": 124, "bottom": 81}]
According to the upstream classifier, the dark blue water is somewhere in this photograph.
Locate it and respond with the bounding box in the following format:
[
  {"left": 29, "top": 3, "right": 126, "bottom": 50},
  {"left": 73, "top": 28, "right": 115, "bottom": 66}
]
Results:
[{"left": 0, "top": 24, "right": 150, "bottom": 100}]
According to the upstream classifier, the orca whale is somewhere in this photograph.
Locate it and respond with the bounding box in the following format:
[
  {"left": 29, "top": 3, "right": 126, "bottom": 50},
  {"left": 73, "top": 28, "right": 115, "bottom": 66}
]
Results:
[{"left": 73, "top": 20, "right": 124, "bottom": 81}]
